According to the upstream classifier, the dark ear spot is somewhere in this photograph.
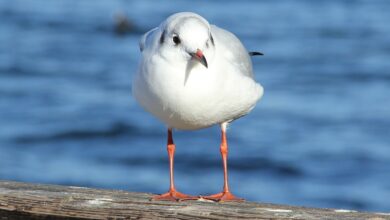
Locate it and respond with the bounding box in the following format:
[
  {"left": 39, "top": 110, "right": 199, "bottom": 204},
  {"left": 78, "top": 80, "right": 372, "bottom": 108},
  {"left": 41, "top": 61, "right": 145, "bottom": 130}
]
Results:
[
  {"left": 210, "top": 34, "right": 215, "bottom": 46},
  {"left": 159, "top": 31, "right": 165, "bottom": 44}
]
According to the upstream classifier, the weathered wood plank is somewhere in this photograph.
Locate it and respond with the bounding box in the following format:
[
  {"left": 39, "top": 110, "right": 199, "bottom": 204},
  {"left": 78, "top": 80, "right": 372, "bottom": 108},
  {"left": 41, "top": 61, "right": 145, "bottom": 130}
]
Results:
[{"left": 0, "top": 180, "right": 388, "bottom": 219}]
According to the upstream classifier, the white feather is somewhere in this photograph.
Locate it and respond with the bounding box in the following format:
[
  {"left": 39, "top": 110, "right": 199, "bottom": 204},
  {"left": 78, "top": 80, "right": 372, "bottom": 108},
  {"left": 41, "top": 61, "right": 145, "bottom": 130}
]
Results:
[{"left": 132, "top": 12, "right": 263, "bottom": 130}]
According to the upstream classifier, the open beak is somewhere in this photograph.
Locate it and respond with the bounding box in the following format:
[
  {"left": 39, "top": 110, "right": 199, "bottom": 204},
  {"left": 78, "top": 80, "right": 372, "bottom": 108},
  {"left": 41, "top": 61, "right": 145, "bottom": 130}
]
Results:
[{"left": 190, "top": 49, "right": 208, "bottom": 68}]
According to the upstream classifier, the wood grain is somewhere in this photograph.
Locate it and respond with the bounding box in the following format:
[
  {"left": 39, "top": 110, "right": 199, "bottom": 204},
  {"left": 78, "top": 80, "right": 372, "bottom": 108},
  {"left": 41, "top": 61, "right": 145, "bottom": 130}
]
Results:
[{"left": 0, "top": 180, "right": 388, "bottom": 219}]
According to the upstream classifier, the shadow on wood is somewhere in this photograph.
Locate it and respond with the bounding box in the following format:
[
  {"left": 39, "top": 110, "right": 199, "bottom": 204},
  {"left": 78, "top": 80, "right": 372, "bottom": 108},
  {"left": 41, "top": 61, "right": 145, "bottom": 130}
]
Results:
[{"left": 0, "top": 180, "right": 388, "bottom": 219}]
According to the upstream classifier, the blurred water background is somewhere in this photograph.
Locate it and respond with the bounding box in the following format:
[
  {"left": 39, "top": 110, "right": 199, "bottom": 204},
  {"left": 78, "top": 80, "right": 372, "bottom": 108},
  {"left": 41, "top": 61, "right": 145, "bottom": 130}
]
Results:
[{"left": 1, "top": 0, "right": 390, "bottom": 212}]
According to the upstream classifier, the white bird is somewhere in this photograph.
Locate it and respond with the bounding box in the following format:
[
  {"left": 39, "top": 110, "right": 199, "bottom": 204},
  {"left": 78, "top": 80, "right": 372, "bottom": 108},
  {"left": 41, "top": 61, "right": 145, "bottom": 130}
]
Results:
[{"left": 132, "top": 12, "right": 264, "bottom": 202}]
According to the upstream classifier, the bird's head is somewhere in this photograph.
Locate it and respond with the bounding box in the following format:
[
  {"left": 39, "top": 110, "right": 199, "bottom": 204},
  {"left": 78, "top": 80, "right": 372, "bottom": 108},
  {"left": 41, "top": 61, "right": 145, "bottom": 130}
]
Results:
[{"left": 158, "top": 12, "right": 215, "bottom": 69}]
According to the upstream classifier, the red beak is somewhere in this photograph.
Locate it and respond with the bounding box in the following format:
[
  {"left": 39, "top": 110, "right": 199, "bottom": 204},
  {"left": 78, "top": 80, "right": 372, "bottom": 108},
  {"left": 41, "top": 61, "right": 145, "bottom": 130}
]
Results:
[{"left": 190, "top": 49, "right": 208, "bottom": 68}]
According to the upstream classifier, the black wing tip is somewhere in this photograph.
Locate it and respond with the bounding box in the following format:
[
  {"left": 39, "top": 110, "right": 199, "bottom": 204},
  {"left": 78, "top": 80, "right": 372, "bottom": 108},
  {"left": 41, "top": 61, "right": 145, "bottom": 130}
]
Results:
[{"left": 249, "top": 51, "right": 264, "bottom": 56}]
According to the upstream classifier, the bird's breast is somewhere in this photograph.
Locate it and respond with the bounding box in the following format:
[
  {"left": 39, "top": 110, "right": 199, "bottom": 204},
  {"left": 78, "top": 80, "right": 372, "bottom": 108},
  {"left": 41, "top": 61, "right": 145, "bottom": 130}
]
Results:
[{"left": 133, "top": 55, "right": 262, "bottom": 130}]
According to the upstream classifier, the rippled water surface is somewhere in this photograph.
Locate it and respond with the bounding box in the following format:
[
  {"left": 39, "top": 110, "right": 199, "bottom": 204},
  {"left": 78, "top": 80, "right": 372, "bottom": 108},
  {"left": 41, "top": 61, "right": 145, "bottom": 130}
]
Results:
[{"left": 1, "top": 0, "right": 390, "bottom": 212}]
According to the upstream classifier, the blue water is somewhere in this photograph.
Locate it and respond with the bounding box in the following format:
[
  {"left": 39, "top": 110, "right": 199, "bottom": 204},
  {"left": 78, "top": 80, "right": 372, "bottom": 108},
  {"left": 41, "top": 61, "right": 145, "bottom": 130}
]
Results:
[{"left": 1, "top": 0, "right": 390, "bottom": 212}]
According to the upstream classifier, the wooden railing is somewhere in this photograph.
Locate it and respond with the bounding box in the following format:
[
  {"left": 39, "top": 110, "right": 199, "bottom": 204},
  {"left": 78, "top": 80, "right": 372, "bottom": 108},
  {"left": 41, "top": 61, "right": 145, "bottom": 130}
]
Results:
[{"left": 0, "top": 180, "right": 388, "bottom": 219}]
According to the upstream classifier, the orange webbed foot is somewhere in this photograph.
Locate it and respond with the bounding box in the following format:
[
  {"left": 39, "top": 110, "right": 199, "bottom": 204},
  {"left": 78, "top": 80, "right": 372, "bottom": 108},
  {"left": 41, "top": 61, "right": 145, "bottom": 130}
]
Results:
[
  {"left": 201, "top": 191, "right": 244, "bottom": 202},
  {"left": 152, "top": 190, "right": 198, "bottom": 201}
]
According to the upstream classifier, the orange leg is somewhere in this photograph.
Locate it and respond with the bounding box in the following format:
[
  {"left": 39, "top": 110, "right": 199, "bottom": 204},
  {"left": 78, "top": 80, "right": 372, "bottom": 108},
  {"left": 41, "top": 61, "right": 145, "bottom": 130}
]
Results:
[
  {"left": 152, "top": 128, "right": 198, "bottom": 201},
  {"left": 202, "top": 123, "right": 244, "bottom": 202}
]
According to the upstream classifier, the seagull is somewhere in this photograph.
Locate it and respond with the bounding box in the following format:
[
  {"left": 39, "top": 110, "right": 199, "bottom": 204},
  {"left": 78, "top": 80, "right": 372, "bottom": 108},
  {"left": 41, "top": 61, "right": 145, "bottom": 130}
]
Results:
[{"left": 132, "top": 12, "right": 264, "bottom": 202}]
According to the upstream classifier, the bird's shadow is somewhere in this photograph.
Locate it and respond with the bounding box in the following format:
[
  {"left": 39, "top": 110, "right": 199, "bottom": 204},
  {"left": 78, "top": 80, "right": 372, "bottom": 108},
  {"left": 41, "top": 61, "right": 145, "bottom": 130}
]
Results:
[{"left": 184, "top": 60, "right": 197, "bottom": 86}]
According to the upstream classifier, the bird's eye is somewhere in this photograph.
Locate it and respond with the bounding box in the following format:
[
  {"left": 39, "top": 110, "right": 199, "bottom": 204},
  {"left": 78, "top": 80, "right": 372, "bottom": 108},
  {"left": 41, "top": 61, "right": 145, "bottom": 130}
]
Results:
[{"left": 173, "top": 35, "right": 181, "bottom": 45}]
